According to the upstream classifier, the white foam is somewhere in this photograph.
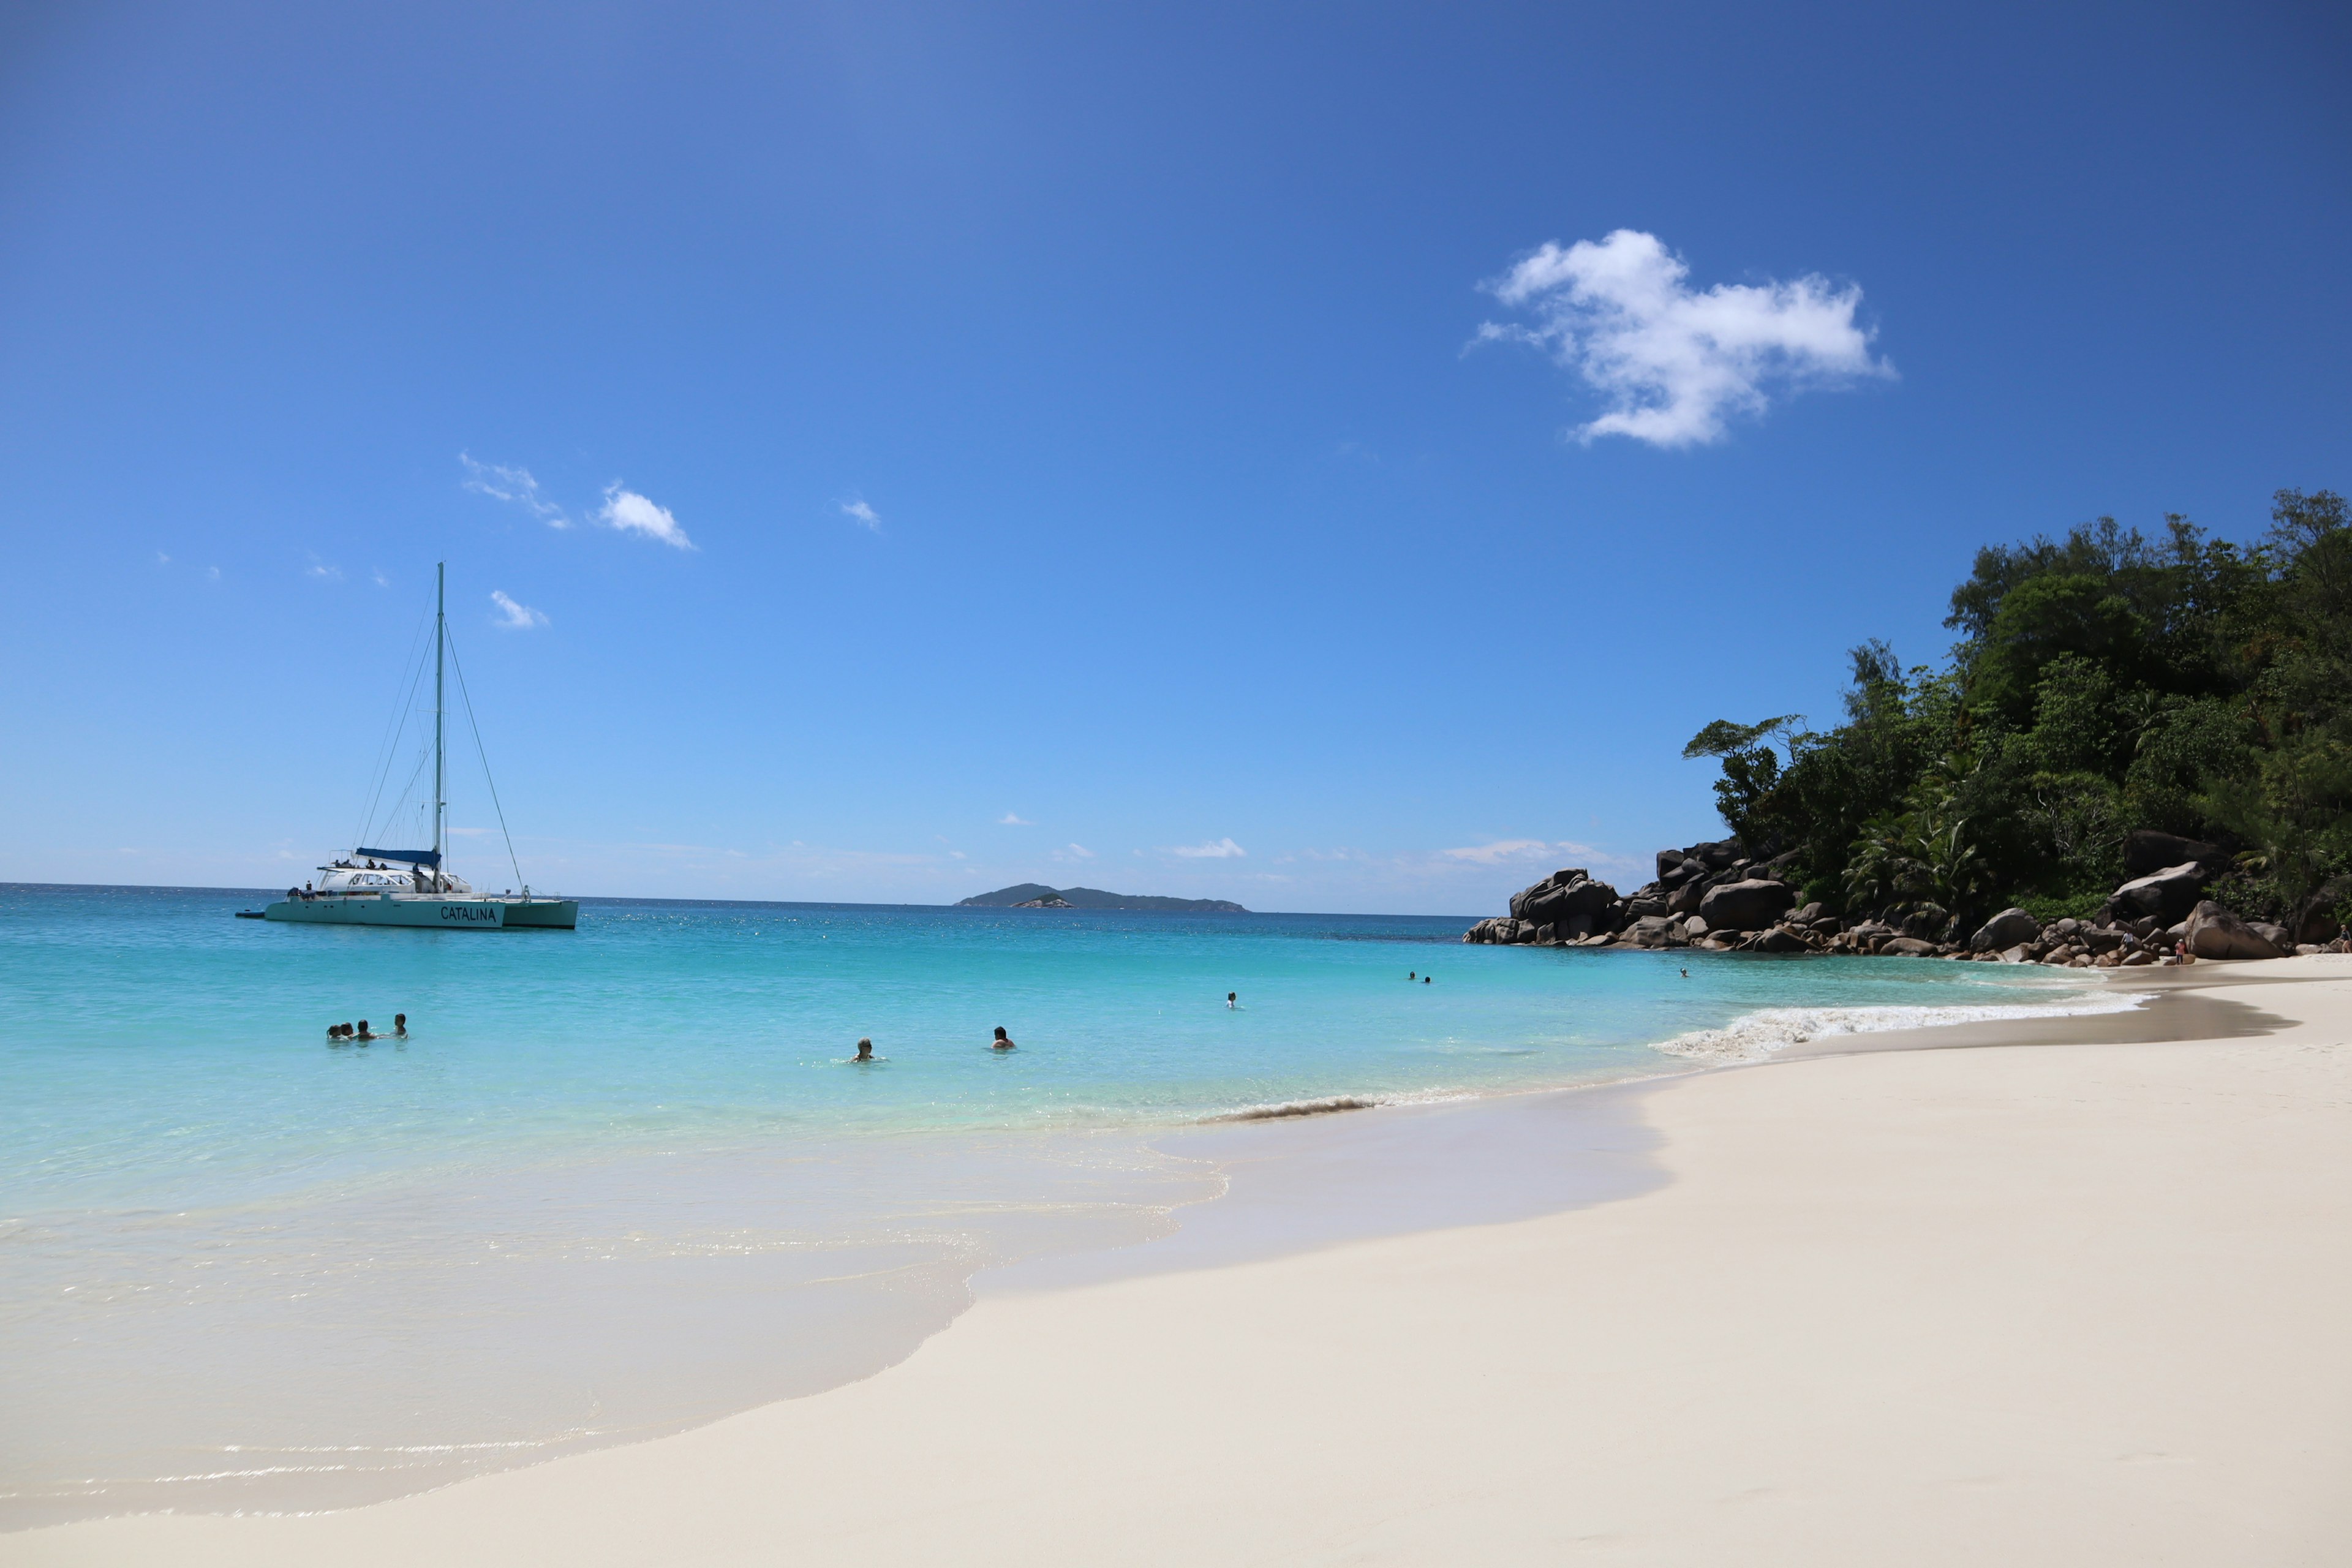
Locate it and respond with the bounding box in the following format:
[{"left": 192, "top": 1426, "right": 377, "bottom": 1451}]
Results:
[{"left": 1653, "top": 990, "right": 2147, "bottom": 1065}]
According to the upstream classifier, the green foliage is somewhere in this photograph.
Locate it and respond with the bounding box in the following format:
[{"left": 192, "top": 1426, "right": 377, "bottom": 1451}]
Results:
[
  {"left": 2016, "top": 891, "right": 2109, "bottom": 925},
  {"left": 1687, "top": 489, "right": 2351, "bottom": 924}
]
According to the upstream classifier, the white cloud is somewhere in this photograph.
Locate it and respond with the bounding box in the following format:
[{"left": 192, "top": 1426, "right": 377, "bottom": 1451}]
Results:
[
  {"left": 840, "top": 499, "right": 881, "bottom": 531},
  {"left": 598, "top": 482, "right": 694, "bottom": 549},
  {"left": 1054, "top": 843, "right": 1096, "bottom": 862},
  {"left": 372, "top": 568, "right": 391, "bottom": 588},
  {"left": 998, "top": 812, "right": 1034, "bottom": 826},
  {"left": 489, "top": 590, "right": 548, "bottom": 629},
  {"left": 1476, "top": 229, "right": 1890, "bottom": 448},
  {"left": 461, "top": 453, "right": 570, "bottom": 527},
  {"left": 1168, "top": 837, "right": 1246, "bottom": 859},
  {"left": 1441, "top": 838, "right": 1560, "bottom": 865},
  {"left": 1436, "top": 839, "right": 1641, "bottom": 879},
  {"left": 206, "top": 566, "right": 221, "bottom": 582},
  {"left": 154, "top": 551, "right": 170, "bottom": 566},
  {"left": 306, "top": 559, "right": 342, "bottom": 581}
]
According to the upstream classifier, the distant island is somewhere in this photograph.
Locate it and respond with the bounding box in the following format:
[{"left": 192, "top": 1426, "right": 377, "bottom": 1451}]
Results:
[{"left": 958, "top": 884, "right": 1248, "bottom": 913}]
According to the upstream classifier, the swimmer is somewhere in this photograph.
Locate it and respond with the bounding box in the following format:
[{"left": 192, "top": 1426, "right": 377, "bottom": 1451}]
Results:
[
  {"left": 1408, "top": 970, "right": 1416, "bottom": 981},
  {"left": 393, "top": 1013, "right": 407, "bottom": 1037},
  {"left": 991, "top": 1027, "right": 1017, "bottom": 1051},
  {"left": 1680, "top": 968, "right": 1689, "bottom": 978},
  {"left": 1226, "top": 992, "right": 1237, "bottom": 1009},
  {"left": 1422, "top": 976, "right": 1430, "bottom": 984},
  {"left": 853, "top": 1038, "right": 875, "bottom": 1061},
  {"left": 353, "top": 1020, "right": 375, "bottom": 1041},
  {"left": 327, "top": 1023, "right": 347, "bottom": 1040}
]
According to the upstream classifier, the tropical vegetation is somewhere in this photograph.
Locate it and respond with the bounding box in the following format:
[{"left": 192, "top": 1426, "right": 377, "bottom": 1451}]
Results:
[{"left": 1684, "top": 488, "right": 2352, "bottom": 936}]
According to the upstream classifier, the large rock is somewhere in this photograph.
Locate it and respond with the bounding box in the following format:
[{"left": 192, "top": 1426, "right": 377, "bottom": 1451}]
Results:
[
  {"left": 1899, "top": 903, "right": 1951, "bottom": 941},
  {"left": 1629, "top": 915, "right": 1678, "bottom": 948},
  {"left": 1697, "top": 878, "right": 1796, "bottom": 932},
  {"left": 2296, "top": 876, "right": 2352, "bottom": 944},
  {"left": 1969, "top": 907, "right": 2041, "bottom": 952},
  {"left": 2122, "top": 829, "right": 2227, "bottom": 878},
  {"left": 2184, "top": 900, "right": 2285, "bottom": 961},
  {"left": 2106, "top": 861, "right": 2211, "bottom": 925},
  {"left": 1509, "top": 869, "right": 1621, "bottom": 937},
  {"left": 1689, "top": 839, "right": 1744, "bottom": 870},
  {"left": 1746, "top": 927, "right": 1809, "bottom": 954}
]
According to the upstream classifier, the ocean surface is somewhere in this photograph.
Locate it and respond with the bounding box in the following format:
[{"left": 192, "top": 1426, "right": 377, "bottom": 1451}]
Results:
[{"left": 0, "top": 883, "right": 2132, "bottom": 1527}]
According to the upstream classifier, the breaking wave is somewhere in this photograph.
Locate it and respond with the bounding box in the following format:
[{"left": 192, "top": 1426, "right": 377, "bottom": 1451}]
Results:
[{"left": 1653, "top": 990, "right": 2147, "bottom": 1065}]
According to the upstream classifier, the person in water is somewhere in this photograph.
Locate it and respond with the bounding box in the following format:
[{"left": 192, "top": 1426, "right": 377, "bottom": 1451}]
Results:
[
  {"left": 991, "top": 1027, "right": 1016, "bottom": 1050},
  {"left": 392, "top": 1013, "right": 407, "bottom": 1037},
  {"left": 1408, "top": 970, "right": 1416, "bottom": 981},
  {"left": 1226, "top": 992, "right": 1237, "bottom": 1009},
  {"left": 1422, "top": 975, "right": 1430, "bottom": 984},
  {"left": 853, "top": 1038, "right": 875, "bottom": 1061},
  {"left": 327, "top": 1023, "right": 345, "bottom": 1040},
  {"left": 354, "top": 1020, "right": 375, "bottom": 1041}
]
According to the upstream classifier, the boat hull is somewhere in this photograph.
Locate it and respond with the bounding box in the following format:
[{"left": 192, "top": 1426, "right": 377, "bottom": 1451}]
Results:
[{"left": 263, "top": 895, "right": 578, "bottom": 930}]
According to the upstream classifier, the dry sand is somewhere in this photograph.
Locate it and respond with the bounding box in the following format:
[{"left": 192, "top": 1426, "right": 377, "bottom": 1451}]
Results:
[{"left": 13, "top": 957, "right": 2351, "bottom": 1566}]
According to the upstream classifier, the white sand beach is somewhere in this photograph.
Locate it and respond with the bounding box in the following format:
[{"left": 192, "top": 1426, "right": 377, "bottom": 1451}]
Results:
[{"left": 13, "top": 957, "right": 2350, "bottom": 1566}]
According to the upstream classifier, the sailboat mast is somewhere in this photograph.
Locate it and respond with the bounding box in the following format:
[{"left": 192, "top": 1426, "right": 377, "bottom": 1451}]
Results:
[{"left": 434, "top": 561, "right": 446, "bottom": 892}]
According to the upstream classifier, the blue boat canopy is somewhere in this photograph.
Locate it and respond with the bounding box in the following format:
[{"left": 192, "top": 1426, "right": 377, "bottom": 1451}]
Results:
[{"left": 355, "top": 847, "right": 440, "bottom": 867}]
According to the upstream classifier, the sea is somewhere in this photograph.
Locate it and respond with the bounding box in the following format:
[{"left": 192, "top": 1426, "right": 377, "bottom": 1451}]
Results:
[{"left": 0, "top": 883, "right": 2136, "bottom": 1528}]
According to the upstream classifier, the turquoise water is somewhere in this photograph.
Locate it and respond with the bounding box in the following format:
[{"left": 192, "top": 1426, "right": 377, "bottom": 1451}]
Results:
[{"left": 0, "top": 883, "right": 2115, "bottom": 1525}]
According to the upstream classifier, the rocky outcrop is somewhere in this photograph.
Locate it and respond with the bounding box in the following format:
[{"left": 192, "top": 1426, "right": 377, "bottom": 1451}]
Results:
[
  {"left": 1463, "top": 835, "right": 2348, "bottom": 968},
  {"left": 1509, "top": 868, "right": 1622, "bottom": 939},
  {"left": 2121, "top": 830, "right": 2229, "bottom": 878},
  {"left": 1969, "top": 907, "right": 2040, "bottom": 952},
  {"left": 1697, "top": 878, "right": 1796, "bottom": 932},
  {"left": 2184, "top": 899, "right": 2286, "bottom": 961},
  {"left": 2296, "top": 876, "right": 2352, "bottom": 944},
  {"left": 2105, "top": 861, "right": 2211, "bottom": 925}
]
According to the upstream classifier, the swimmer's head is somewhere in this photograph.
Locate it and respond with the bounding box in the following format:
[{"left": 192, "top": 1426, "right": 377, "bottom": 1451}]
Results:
[
  {"left": 993, "top": 1026, "right": 1008, "bottom": 1040},
  {"left": 854, "top": 1038, "right": 873, "bottom": 1059}
]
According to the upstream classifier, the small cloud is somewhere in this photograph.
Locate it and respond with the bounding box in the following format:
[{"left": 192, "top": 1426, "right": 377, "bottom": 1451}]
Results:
[
  {"left": 306, "top": 557, "right": 342, "bottom": 581},
  {"left": 154, "top": 551, "right": 170, "bottom": 567},
  {"left": 1054, "top": 843, "right": 1096, "bottom": 863},
  {"left": 1475, "top": 229, "right": 1891, "bottom": 448},
  {"left": 1167, "top": 837, "right": 1246, "bottom": 859},
  {"left": 447, "top": 826, "right": 491, "bottom": 837},
  {"left": 489, "top": 590, "right": 548, "bottom": 629},
  {"left": 1442, "top": 839, "right": 1559, "bottom": 865},
  {"left": 998, "top": 813, "right": 1034, "bottom": 826},
  {"left": 206, "top": 566, "right": 221, "bottom": 582},
  {"left": 840, "top": 499, "right": 881, "bottom": 531},
  {"left": 461, "top": 453, "right": 570, "bottom": 527},
  {"left": 372, "top": 568, "right": 391, "bottom": 588},
  {"left": 599, "top": 482, "right": 693, "bottom": 549}
]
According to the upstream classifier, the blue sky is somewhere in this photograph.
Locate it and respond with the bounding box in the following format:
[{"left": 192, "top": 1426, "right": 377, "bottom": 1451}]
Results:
[{"left": 2, "top": 1, "right": 2346, "bottom": 912}]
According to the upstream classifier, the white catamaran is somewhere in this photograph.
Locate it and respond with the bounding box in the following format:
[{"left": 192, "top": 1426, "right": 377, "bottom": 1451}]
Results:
[{"left": 265, "top": 564, "right": 577, "bottom": 930}]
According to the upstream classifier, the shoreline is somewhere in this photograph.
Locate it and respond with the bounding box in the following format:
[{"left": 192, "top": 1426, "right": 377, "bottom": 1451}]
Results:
[{"left": 11, "top": 955, "right": 2347, "bottom": 1562}]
